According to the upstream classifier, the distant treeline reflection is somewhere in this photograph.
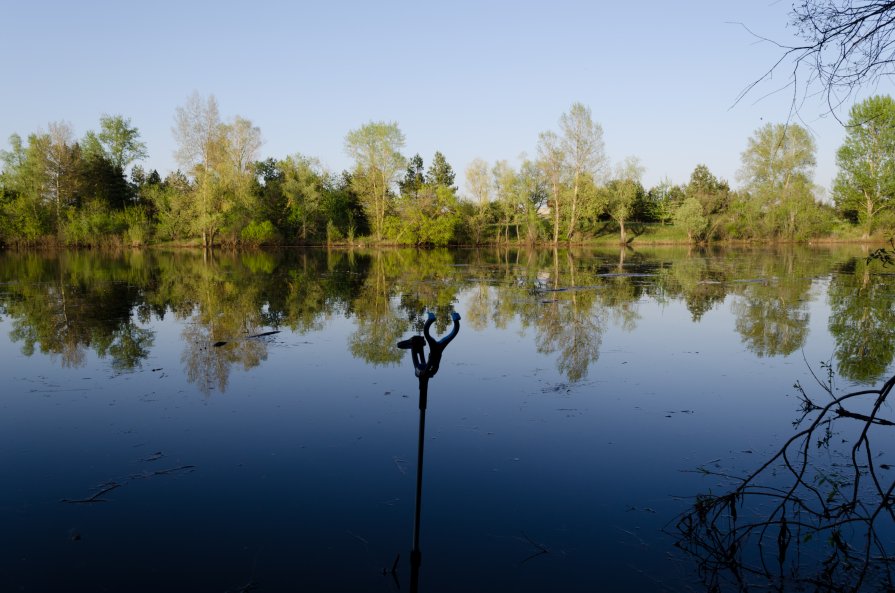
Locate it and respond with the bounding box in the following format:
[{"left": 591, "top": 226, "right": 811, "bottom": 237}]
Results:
[{"left": 0, "top": 247, "right": 891, "bottom": 391}]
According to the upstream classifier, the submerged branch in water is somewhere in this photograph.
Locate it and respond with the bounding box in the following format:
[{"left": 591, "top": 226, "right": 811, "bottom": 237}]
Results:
[
  {"left": 60, "top": 481, "right": 123, "bottom": 504},
  {"left": 213, "top": 330, "right": 281, "bottom": 348},
  {"left": 61, "top": 465, "right": 196, "bottom": 504},
  {"left": 671, "top": 373, "right": 895, "bottom": 591}
]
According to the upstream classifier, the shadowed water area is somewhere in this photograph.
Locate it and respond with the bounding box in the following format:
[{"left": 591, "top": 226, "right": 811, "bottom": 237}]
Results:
[{"left": 2, "top": 246, "right": 895, "bottom": 592}]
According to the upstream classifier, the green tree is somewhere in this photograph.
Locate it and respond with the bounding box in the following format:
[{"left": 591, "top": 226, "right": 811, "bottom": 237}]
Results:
[
  {"left": 395, "top": 153, "right": 461, "bottom": 245},
  {"left": 395, "top": 153, "right": 427, "bottom": 243},
  {"left": 399, "top": 153, "right": 425, "bottom": 197},
  {"left": 320, "top": 171, "right": 367, "bottom": 242},
  {"left": 96, "top": 114, "right": 147, "bottom": 174},
  {"left": 79, "top": 129, "right": 130, "bottom": 211},
  {"left": 0, "top": 133, "right": 51, "bottom": 241},
  {"left": 464, "top": 157, "right": 492, "bottom": 244},
  {"left": 674, "top": 197, "right": 708, "bottom": 242},
  {"left": 559, "top": 102, "right": 606, "bottom": 240},
  {"left": 833, "top": 95, "right": 895, "bottom": 239},
  {"left": 426, "top": 151, "right": 456, "bottom": 190},
  {"left": 144, "top": 171, "right": 193, "bottom": 241},
  {"left": 646, "top": 178, "right": 684, "bottom": 226},
  {"left": 492, "top": 160, "right": 519, "bottom": 243},
  {"left": 173, "top": 94, "right": 262, "bottom": 246},
  {"left": 43, "top": 122, "right": 83, "bottom": 226},
  {"left": 344, "top": 121, "right": 406, "bottom": 241},
  {"left": 173, "top": 92, "right": 224, "bottom": 246},
  {"left": 280, "top": 154, "right": 324, "bottom": 242},
  {"left": 218, "top": 115, "right": 263, "bottom": 243},
  {"left": 603, "top": 157, "right": 644, "bottom": 244},
  {"left": 739, "top": 123, "right": 815, "bottom": 190},
  {"left": 464, "top": 157, "right": 490, "bottom": 206},
  {"left": 738, "top": 123, "right": 821, "bottom": 240},
  {"left": 252, "top": 157, "right": 287, "bottom": 234},
  {"left": 685, "top": 164, "right": 730, "bottom": 239},
  {"left": 418, "top": 185, "right": 461, "bottom": 245},
  {"left": 518, "top": 158, "right": 548, "bottom": 244}
]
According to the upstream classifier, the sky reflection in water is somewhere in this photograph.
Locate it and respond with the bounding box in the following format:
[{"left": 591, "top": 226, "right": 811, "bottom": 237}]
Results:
[{"left": 0, "top": 246, "right": 894, "bottom": 592}]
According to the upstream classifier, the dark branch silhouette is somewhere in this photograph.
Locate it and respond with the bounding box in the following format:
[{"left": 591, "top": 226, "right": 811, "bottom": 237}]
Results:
[
  {"left": 672, "top": 373, "right": 895, "bottom": 591},
  {"left": 737, "top": 2, "right": 895, "bottom": 120}
]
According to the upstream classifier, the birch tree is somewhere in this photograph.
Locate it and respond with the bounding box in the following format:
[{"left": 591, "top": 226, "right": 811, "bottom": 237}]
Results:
[
  {"left": 537, "top": 131, "right": 566, "bottom": 244},
  {"left": 44, "top": 122, "right": 81, "bottom": 225}
]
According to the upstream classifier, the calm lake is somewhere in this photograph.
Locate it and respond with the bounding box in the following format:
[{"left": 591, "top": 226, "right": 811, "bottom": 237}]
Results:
[{"left": 2, "top": 246, "right": 894, "bottom": 592}]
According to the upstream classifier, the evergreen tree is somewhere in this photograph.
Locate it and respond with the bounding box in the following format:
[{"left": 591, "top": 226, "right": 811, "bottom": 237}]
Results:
[
  {"left": 426, "top": 151, "right": 456, "bottom": 190},
  {"left": 399, "top": 154, "right": 425, "bottom": 197}
]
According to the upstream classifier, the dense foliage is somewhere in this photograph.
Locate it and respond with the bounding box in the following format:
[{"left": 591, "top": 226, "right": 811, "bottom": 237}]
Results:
[{"left": 1, "top": 96, "right": 893, "bottom": 247}]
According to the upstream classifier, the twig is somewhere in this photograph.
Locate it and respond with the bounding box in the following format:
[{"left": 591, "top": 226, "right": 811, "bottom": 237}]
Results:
[
  {"left": 62, "top": 464, "right": 196, "bottom": 504},
  {"left": 213, "top": 330, "right": 281, "bottom": 348},
  {"left": 60, "top": 482, "right": 122, "bottom": 504},
  {"left": 518, "top": 531, "right": 550, "bottom": 565}
]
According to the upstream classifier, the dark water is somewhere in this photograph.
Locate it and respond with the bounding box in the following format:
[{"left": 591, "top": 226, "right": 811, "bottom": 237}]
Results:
[{"left": 1, "top": 246, "right": 894, "bottom": 592}]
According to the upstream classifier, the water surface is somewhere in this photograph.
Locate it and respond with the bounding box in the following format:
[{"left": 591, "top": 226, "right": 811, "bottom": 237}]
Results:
[{"left": 1, "top": 246, "right": 894, "bottom": 592}]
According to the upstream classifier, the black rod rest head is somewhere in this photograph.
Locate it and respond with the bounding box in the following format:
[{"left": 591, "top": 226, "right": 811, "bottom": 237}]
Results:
[{"left": 397, "top": 312, "right": 461, "bottom": 380}]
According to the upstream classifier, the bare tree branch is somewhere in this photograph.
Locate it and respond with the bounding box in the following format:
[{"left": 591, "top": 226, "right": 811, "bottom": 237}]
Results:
[{"left": 738, "top": 2, "right": 895, "bottom": 121}]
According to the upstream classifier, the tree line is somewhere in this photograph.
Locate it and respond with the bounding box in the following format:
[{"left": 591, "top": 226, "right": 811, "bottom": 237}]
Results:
[{"left": 1, "top": 93, "right": 894, "bottom": 247}]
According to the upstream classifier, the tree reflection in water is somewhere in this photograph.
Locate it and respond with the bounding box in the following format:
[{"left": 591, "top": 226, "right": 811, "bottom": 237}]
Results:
[
  {"left": 673, "top": 373, "right": 895, "bottom": 592},
  {"left": 177, "top": 252, "right": 276, "bottom": 395},
  {"left": 531, "top": 251, "right": 605, "bottom": 382},
  {"left": 1, "top": 246, "right": 895, "bottom": 393},
  {"left": 1, "top": 251, "right": 154, "bottom": 369},
  {"left": 829, "top": 257, "right": 895, "bottom": 383},
  {"left": 349, "top": 251, "right": 418, "bottom": 366},
  {"left": 509, "top": 248, "right": 646, "bottom": 382},
  {"left": 660, "top": 247, "right": 729, "bottom": 322}
]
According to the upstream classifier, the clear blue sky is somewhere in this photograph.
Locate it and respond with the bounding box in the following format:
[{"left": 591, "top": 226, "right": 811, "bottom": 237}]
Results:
[{"left": 4, "top": 0, "right": 891, "bottom": 195}]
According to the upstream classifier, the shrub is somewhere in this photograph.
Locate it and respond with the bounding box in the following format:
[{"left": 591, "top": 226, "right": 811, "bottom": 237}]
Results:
[{"left": 240, "top": 219, "right": 278, "bottom": 246}]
